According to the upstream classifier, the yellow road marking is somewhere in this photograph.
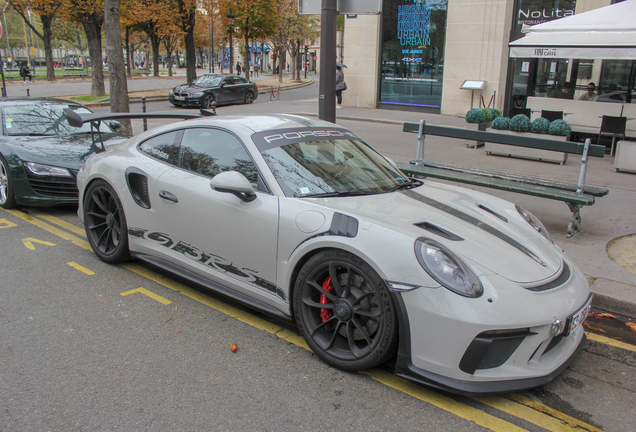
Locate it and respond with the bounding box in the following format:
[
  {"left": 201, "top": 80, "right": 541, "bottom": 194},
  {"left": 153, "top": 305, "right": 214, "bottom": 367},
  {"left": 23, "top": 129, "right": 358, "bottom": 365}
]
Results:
[
  {"left": 5, "top": 209, "right": 91, "bottom": 250},
  {"left": 586, "top": 331, "right": 636, "bottom": 353},
  {"left": 30, "top": 210, "right": 87, "bottom": 237},
  {"left": 3, "top": 208, "right": 625, "bottom": 431},
  {"left": 120, "top": 287, "right": 172, "bottom": 305},
  {"left": 0, "top": 218, "right": 17, "bottom": 228},
  {"left": 363, "top": 370, "right": 529, "bottom": 432},
  {"left": 22, "top": 237, "right": 56, "bottom": 250},
  {"left": 67, "top": 262, "right": 95, "bottom": 275},
  {"left": 476, "top": 394, "right": 603, "bottom": 432}
]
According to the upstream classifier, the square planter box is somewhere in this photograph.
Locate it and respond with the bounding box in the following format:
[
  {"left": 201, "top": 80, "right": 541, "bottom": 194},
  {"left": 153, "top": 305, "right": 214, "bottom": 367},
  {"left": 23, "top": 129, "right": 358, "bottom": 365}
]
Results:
[
  {"left": 465, "top": 122, "right": 489, "bottom": 148},
  {"left": 484, "top": 129, "right": 569, "bottom": 165},
  {"left": 614, "top": 140, "right": 636, "bottom": 173}
]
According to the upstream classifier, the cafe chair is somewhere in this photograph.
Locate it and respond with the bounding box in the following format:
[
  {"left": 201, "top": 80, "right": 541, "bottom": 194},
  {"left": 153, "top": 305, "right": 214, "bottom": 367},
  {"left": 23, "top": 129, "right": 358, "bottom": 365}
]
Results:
[
  {"left": 541, "top": 110, "right": 564, "bottom": 122},
  {"left": 509, "top": 107, "right": 531, "bottom": 118},
  {"left": 598, "top": 115, "right": 627, "bottom": 156}
]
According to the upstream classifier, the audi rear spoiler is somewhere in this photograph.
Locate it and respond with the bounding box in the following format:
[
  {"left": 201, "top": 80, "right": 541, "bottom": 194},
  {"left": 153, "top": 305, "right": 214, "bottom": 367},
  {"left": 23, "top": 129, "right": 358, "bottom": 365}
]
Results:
[{"left": 65, "top": 108, "right": 217, "bottom": 153}]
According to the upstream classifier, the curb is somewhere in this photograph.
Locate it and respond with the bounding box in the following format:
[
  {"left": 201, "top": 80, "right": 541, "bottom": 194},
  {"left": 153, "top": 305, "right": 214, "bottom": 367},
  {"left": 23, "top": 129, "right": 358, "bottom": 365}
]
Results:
[{"left": 83, "top": 80, "right": 315, "bottom": 108}]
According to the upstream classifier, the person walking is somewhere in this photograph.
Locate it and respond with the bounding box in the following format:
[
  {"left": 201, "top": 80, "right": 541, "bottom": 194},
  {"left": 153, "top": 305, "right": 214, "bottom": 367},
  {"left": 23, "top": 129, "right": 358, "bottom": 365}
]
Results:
[
  {"left": 335, "top": 65, "right": 345, "bottom": 109},
  {"left": 236, "top": 62, "right": 241, "bottom": 75}
]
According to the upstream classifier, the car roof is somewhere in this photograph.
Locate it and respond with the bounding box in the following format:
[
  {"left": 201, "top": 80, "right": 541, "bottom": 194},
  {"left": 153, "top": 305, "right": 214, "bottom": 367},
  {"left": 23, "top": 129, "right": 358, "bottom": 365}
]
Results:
[
  {"left": 172, "top": 114, "right": 347, "bottom": 134},
  {"left": 0, "top": 97, "right": 85, "bottom": 108}
]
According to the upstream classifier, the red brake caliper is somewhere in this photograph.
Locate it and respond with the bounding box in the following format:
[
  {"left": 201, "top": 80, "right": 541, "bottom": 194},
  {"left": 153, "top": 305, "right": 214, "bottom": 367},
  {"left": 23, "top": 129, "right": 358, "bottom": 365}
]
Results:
[{"left": 320, "top": 276, "right": 334, "bottom": 323}]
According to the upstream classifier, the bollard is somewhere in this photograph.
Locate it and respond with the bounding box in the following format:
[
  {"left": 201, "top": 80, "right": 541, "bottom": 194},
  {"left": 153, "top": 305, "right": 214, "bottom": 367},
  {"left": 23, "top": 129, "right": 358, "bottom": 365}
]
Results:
[
  {"left": 26, "top": 88, "right": 30, "bottom": 97},
  {"left": 142, "top": 96, "right": 147, "bottom": 132}
]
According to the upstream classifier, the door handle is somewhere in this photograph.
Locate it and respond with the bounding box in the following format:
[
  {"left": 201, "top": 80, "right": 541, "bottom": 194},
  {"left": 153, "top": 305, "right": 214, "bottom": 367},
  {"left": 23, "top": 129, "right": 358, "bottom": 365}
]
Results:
[{"left": 158, "top": 190, "right": 178, "bottom": 203}]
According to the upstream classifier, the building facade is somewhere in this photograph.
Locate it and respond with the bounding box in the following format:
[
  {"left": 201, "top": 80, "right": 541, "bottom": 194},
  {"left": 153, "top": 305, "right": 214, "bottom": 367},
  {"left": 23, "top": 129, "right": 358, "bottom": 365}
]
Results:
[{"left": 343, "top": 0, "right": 627, "bottom": 116}]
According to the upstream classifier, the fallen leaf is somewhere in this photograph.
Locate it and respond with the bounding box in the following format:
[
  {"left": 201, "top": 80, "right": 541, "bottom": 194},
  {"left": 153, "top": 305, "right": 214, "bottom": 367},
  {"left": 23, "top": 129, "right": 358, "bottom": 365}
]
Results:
[
  {"left": 177, "top": 329, "right": 182, "bottom": 333},
  {"left": 164, "top": 317, "right": 173, "bottom": 324},
  {"left": 613, "top": 337, "right": 622, "bottom": 340},
  {"left": 588, "top": 312, "right": 616, "bottom": 319},
  {"left": 228, "top": 342, "right": 238, "bottom": 353},
  {"left": 586, "top": 326, "right": 606, "bottom": 333},
  {"left": 626, "top": 322, "right": 636, "bottom": 333},
  {"left": 97, "top": 298, "right": 106, "bottom": 303}
]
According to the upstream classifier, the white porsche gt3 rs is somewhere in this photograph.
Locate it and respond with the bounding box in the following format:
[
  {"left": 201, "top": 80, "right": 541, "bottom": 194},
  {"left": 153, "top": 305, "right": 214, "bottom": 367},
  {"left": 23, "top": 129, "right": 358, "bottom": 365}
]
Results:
[{"left": 72, "top": 113, "right": 591, "bottom": 395}]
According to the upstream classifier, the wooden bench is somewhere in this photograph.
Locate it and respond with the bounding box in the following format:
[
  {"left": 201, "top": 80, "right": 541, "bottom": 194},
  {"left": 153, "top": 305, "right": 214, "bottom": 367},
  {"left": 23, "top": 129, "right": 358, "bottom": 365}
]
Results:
[
  {"left": 64, "top": 69, "right": 87, "bottom": 79},
  {"left": 400, "top": 120, "right": 609, "bottom": 237}
]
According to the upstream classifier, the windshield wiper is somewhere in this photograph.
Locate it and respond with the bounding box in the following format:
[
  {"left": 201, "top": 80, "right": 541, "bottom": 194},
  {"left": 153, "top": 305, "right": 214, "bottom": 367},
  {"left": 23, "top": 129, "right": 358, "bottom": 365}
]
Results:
[
  {"left": 384, "top": 180, "right": 419, "bottom": 193},
  {"left": 301, "top": 190, "right": 375, "bottom": 198}
]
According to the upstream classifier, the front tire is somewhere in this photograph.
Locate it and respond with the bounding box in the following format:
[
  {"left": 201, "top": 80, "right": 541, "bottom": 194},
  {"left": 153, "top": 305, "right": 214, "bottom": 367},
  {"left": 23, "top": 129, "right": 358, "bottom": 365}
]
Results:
[
  {"left": 245, "top": 92, "right": 254, "bottom": 104},
  {"left": 203, "top": 94, "right": 215, "bottom": 109},
  {"left": 0, "top": 155, "right": 17, "bottom": 209},
  {"left": 293, "top": 250, "right": 398, "bottom": 371},
  {"left": 83, "top": 180, "right": 130, "bottom": 263}
]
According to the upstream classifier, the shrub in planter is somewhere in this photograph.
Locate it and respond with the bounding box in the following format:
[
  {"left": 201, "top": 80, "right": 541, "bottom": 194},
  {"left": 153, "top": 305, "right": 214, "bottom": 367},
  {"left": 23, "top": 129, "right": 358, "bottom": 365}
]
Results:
[
  {"left": 491, "top": 116, "right": 511, "bottom": 130},
  {"left": 509, "top": 114, "right": 531, "bottom": 132},
  {"left": 531, "top": 117, "right": 550, "bottom": 134},
  {"left": 465, "top": 108, "right": 485, "bottom": 124},
  {"left": 549, "top": 119, "right": 572, "bottom": 136},
  {"left": 480, "top": 107, "right": 494, "bottom": 123},
  {"left": 492, "top": 108, "right": 502, "bottom": 118}
]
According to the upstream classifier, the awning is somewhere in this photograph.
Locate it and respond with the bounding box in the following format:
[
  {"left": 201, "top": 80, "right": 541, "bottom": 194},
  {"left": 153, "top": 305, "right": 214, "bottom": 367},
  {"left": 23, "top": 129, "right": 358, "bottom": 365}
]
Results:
[{"left": 509, "top": 0, "right": 636, "bottom": 59}]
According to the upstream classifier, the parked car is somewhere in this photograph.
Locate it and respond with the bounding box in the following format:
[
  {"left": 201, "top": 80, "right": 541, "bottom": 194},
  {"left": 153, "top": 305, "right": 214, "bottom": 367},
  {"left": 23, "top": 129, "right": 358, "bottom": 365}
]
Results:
[
  {"left": 169, "top": 74, "right": 258, "bottom": 108},
  {"left": 71, "top": 113, "right": 591, "bottom": 395},
  {"left": 595, "top": 90, "right": 635, "bottom": 103},
  {"left": 0, "top": 98, "right": 127, "bottom": 209}
]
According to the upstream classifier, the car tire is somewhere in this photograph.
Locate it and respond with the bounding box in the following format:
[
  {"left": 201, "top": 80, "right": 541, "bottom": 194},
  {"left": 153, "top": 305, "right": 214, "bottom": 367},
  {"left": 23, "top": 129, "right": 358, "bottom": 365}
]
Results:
[
  {"left": 203, "top": 94, "right": 215, "bottom": 109},
  {"left": 83, "top": 180, "right": 131, "bottom": 264},
  {"left": 245, "top": 92, "right": 254, "bottom": 104},
  {"left": 0, "top": 154, "right": 17, "bottom": 209},
  {"left": 293, "top": 249, "right": 398, "bottom": 371}
]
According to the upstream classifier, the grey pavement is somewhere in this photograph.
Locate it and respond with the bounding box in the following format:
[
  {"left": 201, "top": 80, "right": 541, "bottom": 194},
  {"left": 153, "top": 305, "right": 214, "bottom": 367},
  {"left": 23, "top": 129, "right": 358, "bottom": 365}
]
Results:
[{"left": 7, "top": 73, "right": 635, "bottom": 317}]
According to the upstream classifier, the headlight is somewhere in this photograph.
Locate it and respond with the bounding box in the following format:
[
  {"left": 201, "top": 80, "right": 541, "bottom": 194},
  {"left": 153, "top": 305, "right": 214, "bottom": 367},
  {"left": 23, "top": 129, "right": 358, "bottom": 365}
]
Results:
[
  {"left": 169, "top": 89, "right": 174, "bottom": 96},
  {"left": 516, "top": 205, "right": 553, "bottom": 243},
  {"left": 415, "top": 238, "right": 483, "bottom": 298},
  {"left": 25, "top": 162, "right": 72, "bottom": 177},
  {"left": 190, "top": 92, "right": 204, "bottom": 97}
]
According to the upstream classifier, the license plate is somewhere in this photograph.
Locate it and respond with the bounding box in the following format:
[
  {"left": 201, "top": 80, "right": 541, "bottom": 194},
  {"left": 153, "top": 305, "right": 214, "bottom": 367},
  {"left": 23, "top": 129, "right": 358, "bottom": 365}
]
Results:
[
  {"left": 565, "top": 295, "right": 592, "bottom": 336},
  {"left": 175, "top": 96, "right": 185, "bottom": 101}
]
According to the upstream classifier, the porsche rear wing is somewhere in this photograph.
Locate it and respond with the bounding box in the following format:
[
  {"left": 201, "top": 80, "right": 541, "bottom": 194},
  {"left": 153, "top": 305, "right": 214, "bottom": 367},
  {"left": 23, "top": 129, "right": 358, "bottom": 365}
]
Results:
[{"left": 65, "top": 108, "right": 217, "bottom": 153}]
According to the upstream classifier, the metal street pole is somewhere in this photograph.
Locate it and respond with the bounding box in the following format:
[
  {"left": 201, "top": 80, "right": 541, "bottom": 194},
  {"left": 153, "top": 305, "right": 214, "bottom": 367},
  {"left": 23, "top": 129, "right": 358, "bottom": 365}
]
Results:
[
  {"left": 208, "top": 15, "right": 212, "bottom": 73},
  {"left": 318, "top": 0, "right": 337, "bottom": 123},
  {"left": 227, "top": 10, "right": 235, "bottom": 75}
]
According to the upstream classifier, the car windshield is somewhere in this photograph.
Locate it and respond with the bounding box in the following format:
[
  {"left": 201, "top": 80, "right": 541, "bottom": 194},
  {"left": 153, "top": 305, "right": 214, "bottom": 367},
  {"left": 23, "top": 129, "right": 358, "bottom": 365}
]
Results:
[
  {"left": 262, "top": 138, "right": 411, "bottom": 197},
  {"left": 194, "top": 76, "right": 223, "bottom": 87},
  {"left": 2, "top": 105, "right": 113, "bottom": 136}
]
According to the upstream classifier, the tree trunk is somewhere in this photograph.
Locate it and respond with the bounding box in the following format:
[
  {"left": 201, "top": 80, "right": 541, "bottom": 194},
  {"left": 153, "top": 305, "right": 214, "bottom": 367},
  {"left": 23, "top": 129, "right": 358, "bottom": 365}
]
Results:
[
  {"left": 244, "top": 33, "right": 250, "bottom": 82},
  {"left": 177, "top": 0, "right": 196, "bottom": 84},
  {"left": 150, "top": 34, "right": 160, "bottom": 77},
  {"left": 81, "top": 16, "right": 105, "bottom": 97},
  {"left": 126, "top": 26, "right": 131, "bottom": 77},
  {"left": 104, "top": 0, "right": 131, "bottom": 136},
  {"left": 279, "top": 50, "right": 286, "bottom": 84},
  {"left": 40, "top": 15, "right": 56, "bottom": 81}
]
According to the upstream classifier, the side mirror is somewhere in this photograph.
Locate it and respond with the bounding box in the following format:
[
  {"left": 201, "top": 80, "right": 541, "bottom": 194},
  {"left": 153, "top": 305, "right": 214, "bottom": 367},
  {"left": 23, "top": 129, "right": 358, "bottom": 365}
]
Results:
[
  {"left": 210, "top": 171, "right": 256, "bottom": 202},
  {"left": 109, "top": 120, "right": 122, "bottom": 130}
]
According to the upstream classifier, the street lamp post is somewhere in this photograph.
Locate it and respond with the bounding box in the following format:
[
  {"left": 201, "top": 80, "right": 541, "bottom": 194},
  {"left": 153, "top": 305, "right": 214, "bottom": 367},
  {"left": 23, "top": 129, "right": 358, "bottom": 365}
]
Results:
[
  {"left": 227, "top": 9, "right": 235, "bottom": 74},
  {"left": 208, "top": 13, "right": 213, "bottom": 73}
]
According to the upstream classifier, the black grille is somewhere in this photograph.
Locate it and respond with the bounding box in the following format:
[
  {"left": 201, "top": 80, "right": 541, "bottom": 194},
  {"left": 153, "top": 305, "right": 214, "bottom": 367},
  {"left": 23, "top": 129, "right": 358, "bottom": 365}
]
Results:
[
  {"left": 459, "top": 329, "right": 534, "bottom": 375},
  {"left": 26, "top": 171, "right": 78, "bottom": 198}
]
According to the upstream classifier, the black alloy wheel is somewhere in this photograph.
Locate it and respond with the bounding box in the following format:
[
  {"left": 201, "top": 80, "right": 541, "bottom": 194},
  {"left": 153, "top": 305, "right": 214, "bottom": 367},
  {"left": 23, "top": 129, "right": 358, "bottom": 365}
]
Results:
[
  {"left": 83, "top": 180, "right": 130, "bottom": 263},
  {"left": 293, "top": 250, "right": 398, "bottom": 371},
  {"left": 203, "top": 93, "right": 215, "bottom": 109},
  {"left": 245, "top": 92, "right": 254, "bottom": 104},
  {"left": 0, "top": 155, "right": 17, "bottom": 209}
]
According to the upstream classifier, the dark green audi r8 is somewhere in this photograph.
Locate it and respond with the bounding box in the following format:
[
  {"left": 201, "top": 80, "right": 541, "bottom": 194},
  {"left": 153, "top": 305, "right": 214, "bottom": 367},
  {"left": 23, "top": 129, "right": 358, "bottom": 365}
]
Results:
[{"left": 0, "top": 98, "right": 127, "bottom": 209}]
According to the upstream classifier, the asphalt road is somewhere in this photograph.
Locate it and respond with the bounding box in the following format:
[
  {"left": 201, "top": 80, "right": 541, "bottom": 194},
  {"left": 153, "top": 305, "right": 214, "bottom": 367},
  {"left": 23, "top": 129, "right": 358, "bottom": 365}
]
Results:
[{"left": 1, "top": 83, "right": 635, "bottom": 431}]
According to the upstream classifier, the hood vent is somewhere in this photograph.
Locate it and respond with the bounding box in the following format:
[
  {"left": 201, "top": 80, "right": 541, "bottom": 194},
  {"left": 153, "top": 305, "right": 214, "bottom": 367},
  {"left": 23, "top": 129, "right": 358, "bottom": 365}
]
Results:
[
  {"left": 525, "top": 262, "right": 571, "bottom": 292},
  {"left": 414, "top": 222, "right": 464, "bottom": 241},
  {"left": 477, "top": 204, "right": 508, "bottom": 223}
]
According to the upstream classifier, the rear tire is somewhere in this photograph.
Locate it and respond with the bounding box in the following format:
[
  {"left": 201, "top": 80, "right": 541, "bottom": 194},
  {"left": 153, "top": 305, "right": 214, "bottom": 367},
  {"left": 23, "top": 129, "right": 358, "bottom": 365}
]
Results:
[
  {"left": 203, "top": 94, "right": 215, "bottom": 109},
  {"left": 0, "top": 155, "right": 17, "bottom": 209},
  {"left": 293, "top": 250, "right": 398, "bottom": 371},
  {"left": 83, "top": 180, "right": 131, "bottom": 263}
]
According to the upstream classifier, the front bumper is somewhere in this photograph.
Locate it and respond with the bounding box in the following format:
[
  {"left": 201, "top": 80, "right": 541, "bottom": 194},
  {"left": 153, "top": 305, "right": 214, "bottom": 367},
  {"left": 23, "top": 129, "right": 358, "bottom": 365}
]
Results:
[
  {"left": 12, "top": 164, "right": 79, "bottom": 207},
  {"left": 169, "top": 95, "right": 202, "bottom": 107},
  {"left": 389, "top": 262, "right": 590, "bottom": 395}
]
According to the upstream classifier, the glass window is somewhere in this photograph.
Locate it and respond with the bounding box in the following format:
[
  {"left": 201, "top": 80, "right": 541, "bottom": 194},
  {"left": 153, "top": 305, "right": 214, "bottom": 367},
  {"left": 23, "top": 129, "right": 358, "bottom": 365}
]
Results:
[
  {"left": 223, "top": 77, "right": 234, "bottom": 85},
  {"left": 138, "top": 131, "right": 182, "bottom": 165},
  {"left": 235, "top": 77, "right": 248, "bottom": 84},
  {"left": 598, "top": 60, "right": 636, "bottom": 103},
  {"left": 261, "top": 138, "right": 410, "bottom": 198},
  {"left": 379, "top": 0, "right": 448, "bottom": 110},
  {"left": 178, "top": 128, "right": 259, "bottom": 187},
  {"left": 2, "top": 104, "right": 114, "bottom": 136}
]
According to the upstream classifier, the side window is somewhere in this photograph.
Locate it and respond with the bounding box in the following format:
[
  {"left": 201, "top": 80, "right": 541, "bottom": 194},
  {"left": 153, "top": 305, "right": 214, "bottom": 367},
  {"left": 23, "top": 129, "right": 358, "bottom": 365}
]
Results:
[
  {"left": 223, "top": 77, "right": 234, "bottom": 85},
  {"left": 178, "top": 128, "right": 260, "bottom": 188},
  {"left": 138, "top": 130, "right": 182, "bottom": 165},
  {"left": 235, "top": 77, "right": 247, "bottom": 84}
]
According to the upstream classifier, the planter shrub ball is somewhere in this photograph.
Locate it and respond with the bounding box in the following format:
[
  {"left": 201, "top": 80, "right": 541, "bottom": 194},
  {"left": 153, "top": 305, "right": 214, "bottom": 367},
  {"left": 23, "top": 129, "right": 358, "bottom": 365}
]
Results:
[
  {"left": 491, "top": 116, "right": 511, "bottom": 130},
  {"left": 531, "top": 117, "right": 551, "bottom": 134},
  {"left": 549, "top": 119, "right": 572, "bottom": 136},
  {"left": 509, "top": 114, "right": 532, "bottom": 133},
  {"left": 465, "top": 108, "right": 486, "bottom": 124}
]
